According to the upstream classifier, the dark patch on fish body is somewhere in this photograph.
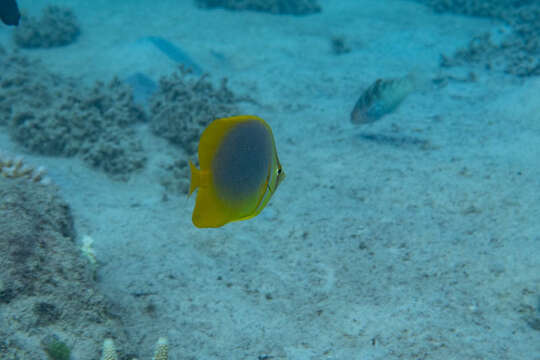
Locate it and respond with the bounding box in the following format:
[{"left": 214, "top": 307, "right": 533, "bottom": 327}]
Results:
[
  {"left": 212, "top": 120, "right": 271, "bottom": 202},
  {"left": 0, "top": 0, "right": 20, "bottom": 26}
]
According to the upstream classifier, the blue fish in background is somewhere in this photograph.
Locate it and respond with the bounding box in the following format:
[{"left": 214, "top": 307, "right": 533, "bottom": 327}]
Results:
[
  {"left": 145, "top": 36, "right": 203, "bottom": 75},
  {"left": 124, "top": 72, "right": 158, "bottom": 108},
  {"left": 124, "top": 36, "right": 203, "bottom": 107}
]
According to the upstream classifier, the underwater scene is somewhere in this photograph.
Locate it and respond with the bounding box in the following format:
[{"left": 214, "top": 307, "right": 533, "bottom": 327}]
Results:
[{"left": 0, "top": 0, "right": 539, "bottom": 359}]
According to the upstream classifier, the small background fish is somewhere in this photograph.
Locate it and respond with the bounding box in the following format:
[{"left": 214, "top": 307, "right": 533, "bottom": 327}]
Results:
[
  {"left": 350, "top": 72, "right": 429, "bottom": 125},
  {"left": 145, "top": 36, "right": 203, "bottom": 75}
]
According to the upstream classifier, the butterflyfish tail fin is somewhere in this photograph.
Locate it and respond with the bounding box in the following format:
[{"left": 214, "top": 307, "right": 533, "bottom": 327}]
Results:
[{"left": 188, "top": 160, "right": 200, "bottom": 196}]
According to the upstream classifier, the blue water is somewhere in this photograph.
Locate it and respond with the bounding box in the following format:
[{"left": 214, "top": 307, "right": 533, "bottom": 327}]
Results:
[{"left": 0, "top": 1, "right": 539, "bottom": 360}]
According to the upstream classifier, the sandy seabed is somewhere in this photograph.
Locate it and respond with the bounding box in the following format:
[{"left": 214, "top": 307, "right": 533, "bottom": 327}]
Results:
[{"left": 1, "top": 0, "right": 539, "bottom": 359}]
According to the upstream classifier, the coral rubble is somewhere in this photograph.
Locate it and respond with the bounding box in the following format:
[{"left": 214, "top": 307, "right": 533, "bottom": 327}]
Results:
[
  {"left": 194, "top": 0, "right": 321, "bottom": 15},
  {"left": 330, "top": 36, "right": 351, "bottom": 55},
  {"left": 418, "top": 0, "right": 540, "bottom": 76},
  {"left": 150, "top": 71, "right": 239, "bottom": 156},
  {"left": 14, "top": 5, "right": 80, "bottom": 48},
  {"left": 0, "top": 50, "right": 147, "bottom": 178},
  {"left": 0, "top": 177, "right": 128, "bottom": 360},
  {"left": 419, "top": 0, "right": 530, "bottom": 19}
]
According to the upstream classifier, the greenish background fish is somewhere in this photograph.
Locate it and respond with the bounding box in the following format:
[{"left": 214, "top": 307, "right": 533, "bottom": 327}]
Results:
[{"left": 350, "top": 72, "right": 429, "bottom": 125}]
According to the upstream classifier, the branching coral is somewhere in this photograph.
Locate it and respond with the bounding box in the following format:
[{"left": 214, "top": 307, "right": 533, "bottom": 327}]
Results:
[
  {"left": 100, "top": 337, "right": 168, "bottom": 360},
  {"left": 0, "top": 151, "right": 50, "bottom": 184}
]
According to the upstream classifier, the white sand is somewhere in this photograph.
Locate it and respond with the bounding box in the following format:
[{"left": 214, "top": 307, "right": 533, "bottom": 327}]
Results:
[{"left": 1, "top": 0, "right": 539, "bottom": 359}]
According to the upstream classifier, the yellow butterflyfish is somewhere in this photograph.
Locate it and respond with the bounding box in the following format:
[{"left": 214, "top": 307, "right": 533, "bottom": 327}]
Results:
[{"left": 189, "top": 115, "right": 285, "bottom": 228}]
